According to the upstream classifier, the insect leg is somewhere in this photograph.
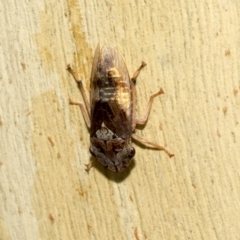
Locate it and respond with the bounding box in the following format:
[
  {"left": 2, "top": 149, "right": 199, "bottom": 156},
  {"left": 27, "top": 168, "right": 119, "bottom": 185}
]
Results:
[
  {"left": 135, "top": 88, "right": 164, "bottom": 125},
  {"left": 67, "top": 64, "right": 90, "bottom": 116},
  {"left": 85, "top": 160, "right": 93, "bottom": 172},
  {"left": 131, "top": 133, "right": 174, "bottom": 158},
  {"left": 132, "top": 61, "right": 147, "bottom": 82},
  {"left": 69, "top": 99, "right": 91, "bottom": 129},
  {"left": 131, "top": 61, "right": 147, "bottom": 130}
]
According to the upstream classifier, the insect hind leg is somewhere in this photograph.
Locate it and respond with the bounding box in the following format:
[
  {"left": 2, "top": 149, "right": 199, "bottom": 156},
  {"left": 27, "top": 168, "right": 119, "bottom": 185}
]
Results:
[{"left": 131, "top": 133, "right": 174, "bottom": 158}]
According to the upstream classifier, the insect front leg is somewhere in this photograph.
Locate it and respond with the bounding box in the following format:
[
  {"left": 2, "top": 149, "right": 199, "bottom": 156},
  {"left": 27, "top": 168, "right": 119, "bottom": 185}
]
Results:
[{"left": 84, "top": 161, "right": 93, "bottom": 172}]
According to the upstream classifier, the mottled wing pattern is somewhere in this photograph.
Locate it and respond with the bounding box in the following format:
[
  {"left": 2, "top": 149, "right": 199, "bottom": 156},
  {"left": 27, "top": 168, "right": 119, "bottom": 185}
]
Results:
[
  {"left": 90, "top": 45, "right": 132, "bottom": 138},
  {"left": 100, "top": 45, "right": 131, "bottom": 91}
]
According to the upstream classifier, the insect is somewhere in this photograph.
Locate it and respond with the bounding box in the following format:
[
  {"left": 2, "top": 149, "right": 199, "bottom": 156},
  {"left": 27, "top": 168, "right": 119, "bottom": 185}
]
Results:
[{"left": 67, "top": 44, "right": 174, "bottom": 172}]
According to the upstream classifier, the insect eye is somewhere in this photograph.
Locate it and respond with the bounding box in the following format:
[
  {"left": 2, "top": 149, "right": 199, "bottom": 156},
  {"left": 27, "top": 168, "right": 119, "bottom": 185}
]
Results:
[{"left": 128, "top": 147, "right": 135, "bottom": 158}]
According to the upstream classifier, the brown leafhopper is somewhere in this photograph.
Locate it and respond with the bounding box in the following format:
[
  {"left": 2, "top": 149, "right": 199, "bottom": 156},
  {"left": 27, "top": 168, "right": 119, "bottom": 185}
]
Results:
[{"left": 67, "top": 44, "right": 174, "bottom": 172}]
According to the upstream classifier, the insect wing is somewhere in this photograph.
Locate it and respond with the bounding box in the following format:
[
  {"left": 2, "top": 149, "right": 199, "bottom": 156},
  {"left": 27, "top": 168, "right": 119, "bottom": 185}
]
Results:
[
  {"left": 100, "top": 45, "right": 131, "bottom": 89},
  {"left": 90, "top": 43, "right": 101, "bottom": 118},
  {"left": 90, "top": 45, "right": 132, "bottom": 138}
]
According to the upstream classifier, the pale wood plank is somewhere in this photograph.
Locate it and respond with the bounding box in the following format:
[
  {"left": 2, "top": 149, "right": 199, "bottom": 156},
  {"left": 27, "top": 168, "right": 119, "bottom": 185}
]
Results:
[{"left": 1, "top": 0, "right": 240, "bottom": 239}]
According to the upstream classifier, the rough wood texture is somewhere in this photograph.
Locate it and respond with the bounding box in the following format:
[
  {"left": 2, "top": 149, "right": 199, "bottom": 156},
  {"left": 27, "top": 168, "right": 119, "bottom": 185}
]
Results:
[{"left": 1, "top": 0, "right": 240, "bottom": 239}]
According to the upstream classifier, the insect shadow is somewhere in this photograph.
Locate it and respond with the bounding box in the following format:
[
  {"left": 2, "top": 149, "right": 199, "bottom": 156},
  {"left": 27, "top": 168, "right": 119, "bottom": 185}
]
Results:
[{"left": 87, "top": 155, "right": 136, "bottom": 182}]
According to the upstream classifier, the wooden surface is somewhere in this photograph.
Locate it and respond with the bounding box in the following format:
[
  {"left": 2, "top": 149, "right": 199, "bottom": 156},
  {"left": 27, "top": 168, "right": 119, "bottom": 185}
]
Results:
[{"left": 1, "top": 0, "right": 240, "bottom": 239}]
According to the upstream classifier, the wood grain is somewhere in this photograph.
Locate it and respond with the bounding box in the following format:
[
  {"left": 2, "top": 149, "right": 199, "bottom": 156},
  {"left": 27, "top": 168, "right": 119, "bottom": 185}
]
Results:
[{"left": 1, "top": 0, "right": 240, "bottom": 239}]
